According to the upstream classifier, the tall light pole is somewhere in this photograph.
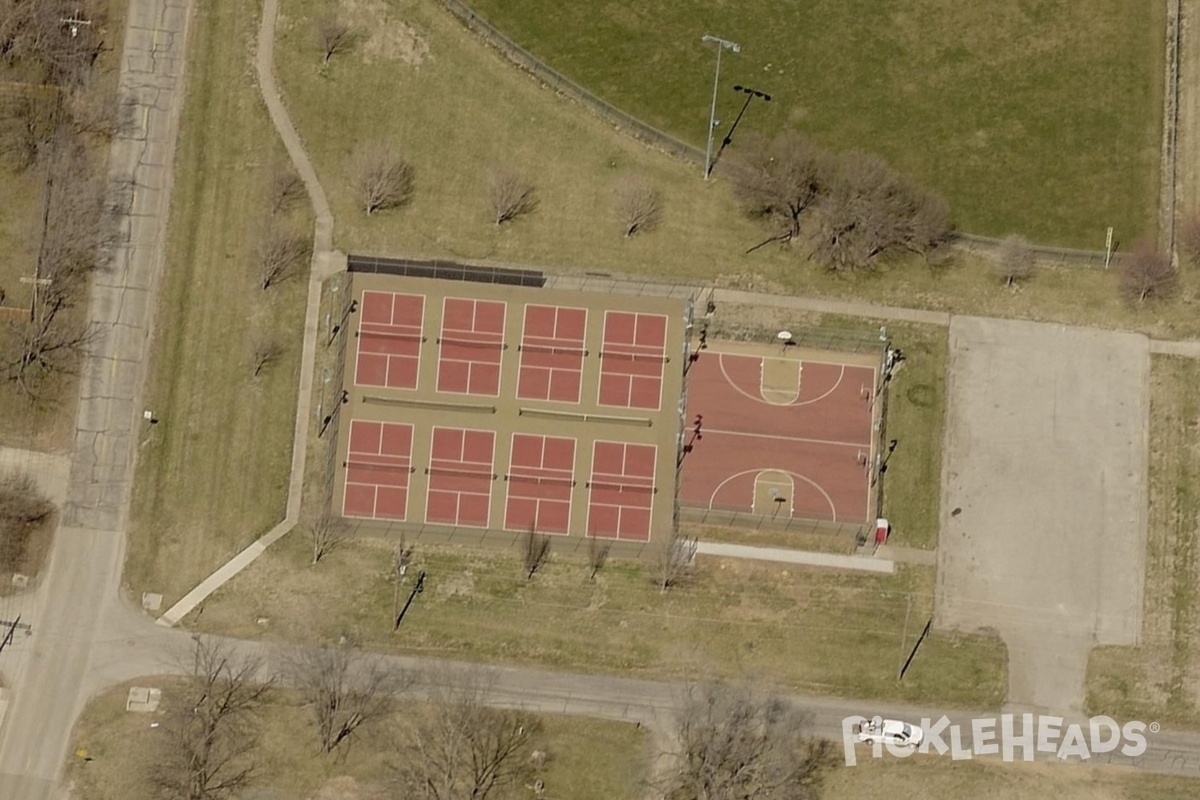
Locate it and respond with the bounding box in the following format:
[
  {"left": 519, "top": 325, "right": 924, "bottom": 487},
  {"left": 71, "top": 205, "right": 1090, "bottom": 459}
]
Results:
[{"left": 701, "top": 34, "right": 740, "bottom": 180}]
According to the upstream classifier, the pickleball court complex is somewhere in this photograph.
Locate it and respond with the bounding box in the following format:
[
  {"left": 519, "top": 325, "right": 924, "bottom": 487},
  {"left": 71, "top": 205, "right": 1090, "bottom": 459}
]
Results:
[{"left": 328, "top": 259, "right": 883, "bottom": 551}]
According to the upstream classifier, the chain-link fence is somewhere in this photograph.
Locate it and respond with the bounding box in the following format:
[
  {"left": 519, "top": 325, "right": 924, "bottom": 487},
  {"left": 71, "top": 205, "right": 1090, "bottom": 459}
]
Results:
[
  {"left": 439, "top": 0, "right": 703, "bottom": 165},
  {"left": 680, "top": 506, "right": 868, "bottom": 543}
]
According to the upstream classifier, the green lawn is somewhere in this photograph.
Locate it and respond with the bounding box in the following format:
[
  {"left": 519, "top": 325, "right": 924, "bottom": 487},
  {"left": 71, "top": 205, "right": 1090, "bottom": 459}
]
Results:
[
  {"left": 462, "top": 0, "right": 1164, "bottom": 248},
  {"left": 124, "top": 0, "right": 311, "bottom": 604},
  {"left": 191, "top": 532, "right": 1007, "bottom": 709},
  {"left": 68, "top": 678, "right": 649, "bottom": 800},
  {"left": 275, "top": 0, "right": 1200, "bottom": 340},
  {"left": 1088, "top": 356, "right": 1200, "bottom": 727}
]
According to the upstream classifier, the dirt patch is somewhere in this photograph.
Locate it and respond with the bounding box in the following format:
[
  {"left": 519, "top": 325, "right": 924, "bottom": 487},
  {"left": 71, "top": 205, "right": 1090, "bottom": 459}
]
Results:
[{"left": 344, "top": 0, "right": 430, "bottom": 66}]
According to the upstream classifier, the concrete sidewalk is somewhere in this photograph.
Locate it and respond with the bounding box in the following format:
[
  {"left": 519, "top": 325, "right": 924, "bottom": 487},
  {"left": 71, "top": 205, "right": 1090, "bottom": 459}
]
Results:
[{"left": 696, "top": 541, "right": 895, "bottom": 574}]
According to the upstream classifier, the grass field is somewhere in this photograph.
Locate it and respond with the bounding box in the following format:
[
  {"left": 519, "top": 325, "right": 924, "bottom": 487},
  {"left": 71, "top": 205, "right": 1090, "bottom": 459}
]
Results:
[
  {"left": 190, "top": 531, "right": 1007, "bottom": 709},
  {"left": 274, "top": 0, "right": 1200, "bottom": 340},
  {"left": 68, "top": 678, "right": 649, "bottom": 800},
  {"left": 827, "top": 755, "right": 1200, "bottom": 800},
  {"left": 1088, "top": 356, "right": 1200, "bottom": 727},
  {"left": 123, "top": 0, "right": 311, "bottom": 604},
  {"left": 463, "top": 0, "right": 1164, "bottom": 248}
]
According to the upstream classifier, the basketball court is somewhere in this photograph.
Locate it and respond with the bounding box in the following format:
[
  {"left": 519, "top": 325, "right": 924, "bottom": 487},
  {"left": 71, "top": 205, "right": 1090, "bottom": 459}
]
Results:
[
  {"left": 679, "top": 341, "right": 878, "bottom": 524},
  {"left": 333, "top": 270, "right": 687, "bottom": 545}
]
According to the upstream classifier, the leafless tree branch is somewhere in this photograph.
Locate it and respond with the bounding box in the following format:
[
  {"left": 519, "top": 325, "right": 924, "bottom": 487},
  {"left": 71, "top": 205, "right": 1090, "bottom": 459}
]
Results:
[
  {"left": 587, "top": 535, "right": 611, "bottom": 580},
  {"left": 316, "top": 15, "right": 352, "bottom": 64},
  {"left": 155, "top": 637, "right": 273, "bottom": 800},
  {"left": 725, "top": 132, "right": 829, "bottom": 243},
  {"left": 292, "top": 646, "right": 411, "bottom": 754},
  {"left": 486, "top": 166, "right": 536, "bottom": 225},
  {"left": 659, "top": 683, "right": 837, "bottom": 800},
  {"left": 256, "top": 225, "right": 309, "bottom": 290},
  {"left": 397, "top": 669, "right": 539, "bottom": 800},
  {"left": 614, "top": 176, "right": 663, "bottom": 237},
  {"left": 354, "top": 143, "right": 415, "bottom": 216},
  {"left": 523, "top": 527, "right": 550, "bottom": 580},
  {"left": 1120, "top": 240, "right": 1177, "bottom": 303},
  {"left": 250, "top": 335, "right": 284, "bottom": 378},
  {"left": 993, "top": 233, "right": 1035, "bottom": 287},
  {"left": 267, "top": 165, "right": 305, "bottom": 216},
  {"left": 308, "top": 511, "right": 348, "bottom": 565}
]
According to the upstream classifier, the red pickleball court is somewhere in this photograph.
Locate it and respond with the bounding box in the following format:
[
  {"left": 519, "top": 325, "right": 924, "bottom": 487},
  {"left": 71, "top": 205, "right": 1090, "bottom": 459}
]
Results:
[
  {"left": 343, "top": 420, "right": 414, "bottom": 520},
  {"left": 504, "top": 433, "right": 577, "bottom": 534},
  {"left": 517, "top": 304, "right": 588, "bottom": 403},
  {"left": 355, "top": 291, "right": 425, "bottom": 390},
  {"left": 587, "top": 441, "right": 657, "bottom": 541},
  {"left": 598, "top": 311, "right": 667, "bottom": 410},
  {"left": 425, "top": 427, "right": 496, "bottom": 527},
  {"left": 437, "top": 298, "right": 506, "bottom": 396}
]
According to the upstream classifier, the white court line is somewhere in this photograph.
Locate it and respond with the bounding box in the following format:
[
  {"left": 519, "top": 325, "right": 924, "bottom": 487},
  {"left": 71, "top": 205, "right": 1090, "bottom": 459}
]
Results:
[
  {"left": 718, "top": 354, "right": 847, "bottom": 407},
  {"left": 701, "top": 428, "right": 871, "bottom": 449},
  {"left": 706, "top": 468, "right": 837, "bottom": 521}
]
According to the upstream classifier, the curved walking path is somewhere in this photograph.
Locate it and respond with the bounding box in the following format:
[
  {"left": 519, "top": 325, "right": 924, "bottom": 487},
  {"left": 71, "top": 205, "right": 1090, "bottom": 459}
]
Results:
[{"left": 156, "top": 0, "right": 342, "bottom": 627}]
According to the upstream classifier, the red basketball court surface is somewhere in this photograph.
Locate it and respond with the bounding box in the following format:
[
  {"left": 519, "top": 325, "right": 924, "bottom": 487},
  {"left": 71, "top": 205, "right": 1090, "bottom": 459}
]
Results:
[{"left": 679, "top": 345, "right": 877, "bottom": 523}]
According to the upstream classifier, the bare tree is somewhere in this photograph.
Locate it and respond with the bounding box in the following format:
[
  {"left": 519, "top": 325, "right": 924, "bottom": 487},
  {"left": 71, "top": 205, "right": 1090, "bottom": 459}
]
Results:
[
  {"left": 398, "top": 670, "right": 540, "bottom": 800},
  {"left": 486, "top": 166, "right": 536, "bottom": 225},
  {"left": 808, "top": 151, "right": 950, "bottom": 271},
  {"left": 5, "top": 136, "right": 111, "bottom": 394},
  {"left": 1120, "top": 240, "right": 1178, "bottom": 303},
  {"left": 993, "top": 233, "right": 1035, "bottom": 287},
  {"left": 391, "top": 535, "right": 415, "bottom": 621},
  {"left": 316, "top": 15, "right": 352, "bottom": 64},
  {"left": 0, "top": 92, "right": 58, "bottom": 171},
  {"left": 655, "top": 526, "right": 695, "bottom": 592},
  {"left": 256, "top": 226, "right": 308, "bottom": 290},
  {"left": 658, "top": 683, "right": 837, "bottom": 800},
  {"left": 267, "top": 165, "right": 305, "bottom": 215},
  {"left": 587, "top": 535, "right": 611, "bottom": 580},
  {"left": 1179, "top": 210, "right": 1200, "bottom": 266},
  {"left": 155, "top": 637, "right": 274, "bottom": 800},
  {"left": 292, "top": 646, "right": 410, "bottom": 754},
  {"left": 0, "top": 470, "right": 54, "bottom": 573},
  {"left": 726, "top": 132, "right": 829, "bottom": 244},
  {"left": 523, "top": 527, "right": 550, "bottom": 580},
  {"left": 0, "top": 0, "right": 105, "bottom": 86},
  {"left": 354, "top": 143, "right": 415, "bottom": 216},
  {"left": 250, "top": 335, "right": 284, "bottom": 378},
  {"left": 308, "top": 511, "right": 348, "bottom": 565},
  {"left": 614, "top": 177, "right": 662, "bottom": 237}
]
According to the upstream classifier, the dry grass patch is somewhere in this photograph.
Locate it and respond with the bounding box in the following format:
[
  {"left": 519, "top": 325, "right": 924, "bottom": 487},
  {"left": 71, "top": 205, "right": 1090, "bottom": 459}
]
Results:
[
  {"left": 67, "top": 677, "right": 649, "bottom": 800},
  {"left": 125, "top": 0, "right": 311, "bottom": 605},
  {"left": 1088, "top": 356, "right": 1200, "bottom": 726},
  {"left": 190, "top": 530, "right": 1006, "bottom": 708}
]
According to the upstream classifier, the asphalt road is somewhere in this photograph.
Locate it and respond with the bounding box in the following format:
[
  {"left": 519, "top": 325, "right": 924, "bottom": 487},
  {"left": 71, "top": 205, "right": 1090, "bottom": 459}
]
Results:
[{"left": 0, "top": 0, "right": 193, "bottom": 797}]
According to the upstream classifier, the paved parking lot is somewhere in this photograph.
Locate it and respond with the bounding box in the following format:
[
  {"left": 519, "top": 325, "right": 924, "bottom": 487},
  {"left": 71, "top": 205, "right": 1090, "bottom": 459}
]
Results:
[{"left": 936, "top": 317, "right": 1149, "bottom": 714}]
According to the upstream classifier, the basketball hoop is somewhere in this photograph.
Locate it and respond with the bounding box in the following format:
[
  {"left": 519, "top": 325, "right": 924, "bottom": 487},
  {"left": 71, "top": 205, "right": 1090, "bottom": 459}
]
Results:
[{"left": 776, "top": 330, "right": 793, "bottom": 353}]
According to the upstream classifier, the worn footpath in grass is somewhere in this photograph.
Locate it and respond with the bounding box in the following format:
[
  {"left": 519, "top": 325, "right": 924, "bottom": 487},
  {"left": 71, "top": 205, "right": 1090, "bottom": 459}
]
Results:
[
  {"left": 67, "top": 678, "right": 649, "bottom": 800},
  {"left": 125, "top": 0, "right": 310, "bottom": 604},
  {"left": 465, "top": 0, "right": 1163, "bottom": 248},
  {"left": 276, "top": 0, "right": 1200, "bottom": 340},
  {"left": 1088, "top": 356, "right": 1200, "bottom": 726},
  {"left": 191, "top": 531, "right": 1007, "bottom": 709},
  {"left": 826, "top": 755, "right": 1200, "bottom": 800}
]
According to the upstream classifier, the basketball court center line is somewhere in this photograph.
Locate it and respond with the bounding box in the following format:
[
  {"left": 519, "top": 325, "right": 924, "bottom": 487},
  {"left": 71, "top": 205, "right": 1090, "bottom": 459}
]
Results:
[{"left": 700, "top": 428, "right": 870, "bottom": 449}]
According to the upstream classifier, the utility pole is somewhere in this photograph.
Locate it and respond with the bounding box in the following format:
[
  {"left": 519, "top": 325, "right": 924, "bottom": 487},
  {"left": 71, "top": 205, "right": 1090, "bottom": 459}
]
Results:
[
  {"left": 0, "top": 616, "right": 33, "bottom": 657},
  {"left": 701, "top": 34, "right": 740, "bottom": 180}
]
